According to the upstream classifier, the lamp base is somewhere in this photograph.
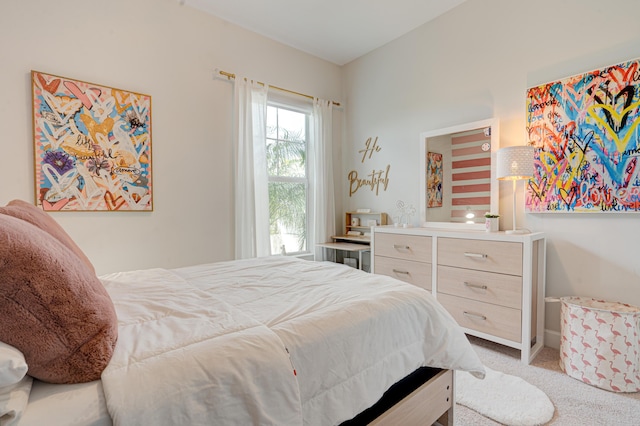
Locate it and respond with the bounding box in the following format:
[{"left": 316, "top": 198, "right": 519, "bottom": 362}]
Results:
[{"left": 505, "top": 229, "right": 529, "bottom": 235}]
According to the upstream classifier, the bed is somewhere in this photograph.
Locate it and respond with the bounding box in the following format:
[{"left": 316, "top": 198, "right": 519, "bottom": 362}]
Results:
[{"left": 0, "top": 200, "right": 485, "bottom": 426}]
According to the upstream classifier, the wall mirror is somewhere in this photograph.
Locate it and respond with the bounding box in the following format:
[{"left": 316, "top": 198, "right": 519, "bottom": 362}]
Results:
[{"left": 419, "top": 118, "right": 499, "bottom": 229}]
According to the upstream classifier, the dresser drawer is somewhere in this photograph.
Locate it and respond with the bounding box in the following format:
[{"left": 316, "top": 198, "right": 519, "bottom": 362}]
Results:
[
  {"left": 437, "top": 238, "right": 522, "bottom": 276},
  {"left": 374, "top": 233, "right": 432, "bottom": 262},
  {"left": 374, "top": 256, "right": 432, "bottom": 291},
  {"left": 437, "top": 293, "right": 522, "bottom": 343},
  {"left": 437, "top": 265, "right": 521, "bottom": 309}
]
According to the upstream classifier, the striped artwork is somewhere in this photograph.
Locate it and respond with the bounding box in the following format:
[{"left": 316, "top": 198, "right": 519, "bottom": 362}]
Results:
[{"left": 450, "top": 128, "right": 491, "bottom": 222}]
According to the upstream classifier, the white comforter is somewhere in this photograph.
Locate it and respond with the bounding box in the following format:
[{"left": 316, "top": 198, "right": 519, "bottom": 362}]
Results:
[{"left": 100, "top": 256, "right": 484, "bottom": 426}]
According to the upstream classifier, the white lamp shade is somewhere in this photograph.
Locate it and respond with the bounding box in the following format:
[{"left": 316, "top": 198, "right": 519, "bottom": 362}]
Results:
[{"left": 496, "top": 145, "right": 534, "bottom": 180}]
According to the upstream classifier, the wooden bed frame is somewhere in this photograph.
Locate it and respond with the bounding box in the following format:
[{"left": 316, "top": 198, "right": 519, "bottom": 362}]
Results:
[{"left": 342, "top": 368, "right": 454, "bottom": 426}]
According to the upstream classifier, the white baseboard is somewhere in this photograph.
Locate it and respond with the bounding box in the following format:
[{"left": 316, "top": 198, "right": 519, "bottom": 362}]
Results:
[{"left": 544, "top": 329, "right": 561, "bottom": 350}]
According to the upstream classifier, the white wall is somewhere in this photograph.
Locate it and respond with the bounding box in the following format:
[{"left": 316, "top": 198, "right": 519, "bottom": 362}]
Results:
[
  {"left": 0, "top": 0, "right": 343, "bottom": 274},
  {"left": 343, "top": 0, "right": 640, "bottom": 344}
]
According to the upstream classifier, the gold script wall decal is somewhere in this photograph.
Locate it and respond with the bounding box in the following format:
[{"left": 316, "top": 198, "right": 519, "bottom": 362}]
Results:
[
  {"left": 349, "top": 136, "right": 391, "bottom": 197},
  {"left": 348, "top": 165, "right": 390, "bottom": 196},
  {"left": 359, "top": 136, "right": 381, "bottom": 162}
]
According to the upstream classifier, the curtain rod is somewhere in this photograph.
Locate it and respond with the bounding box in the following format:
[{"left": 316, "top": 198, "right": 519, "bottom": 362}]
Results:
[{"left": 217, "top": 69, "right": 341, "bottom": 107}]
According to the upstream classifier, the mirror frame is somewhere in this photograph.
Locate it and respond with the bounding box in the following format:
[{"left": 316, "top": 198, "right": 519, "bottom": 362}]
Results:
[{"left": 419, "top": 118, "right": 499, "bottom": 230}]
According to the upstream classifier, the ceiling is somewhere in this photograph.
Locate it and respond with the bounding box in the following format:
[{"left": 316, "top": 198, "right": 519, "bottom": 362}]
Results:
[{"left": 181, "top": 0, "right": 468, "bottom": 65}]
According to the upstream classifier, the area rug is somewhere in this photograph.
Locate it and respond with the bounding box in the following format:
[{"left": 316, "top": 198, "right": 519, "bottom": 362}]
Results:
[{"left": 456, "top": 366, "right": 555, "bottom": 426}]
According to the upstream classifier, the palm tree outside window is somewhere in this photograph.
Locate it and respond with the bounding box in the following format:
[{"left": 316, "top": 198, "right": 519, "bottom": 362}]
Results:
[{"left": 266, "top": 104, "right": 309, "bottom": 255}]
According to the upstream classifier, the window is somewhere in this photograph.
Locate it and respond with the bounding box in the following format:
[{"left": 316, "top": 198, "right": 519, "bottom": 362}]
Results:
[{"left": 266, "top": 103, "right": 310, "bottom": 255}]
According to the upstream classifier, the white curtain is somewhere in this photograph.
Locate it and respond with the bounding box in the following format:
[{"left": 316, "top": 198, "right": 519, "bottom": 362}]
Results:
[
  {"left": 311, "top": 98, "right": 336, "bottom": 260},
  {"left": 233, "top": 78, "right": 271, "bottom": 259}
]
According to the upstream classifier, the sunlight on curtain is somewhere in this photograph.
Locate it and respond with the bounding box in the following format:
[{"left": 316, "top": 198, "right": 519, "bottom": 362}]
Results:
[
  {"left": 311, "top": 98, "right": 336, "bottom": 260},
  {"left": 234, "top": 78, "right": 270, "bottom": 259}
]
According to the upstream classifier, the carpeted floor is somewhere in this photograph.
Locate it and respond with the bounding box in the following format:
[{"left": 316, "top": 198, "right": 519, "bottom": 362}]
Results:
[{"left": 456, "top": 336, "right": 640, "bottom": 426}]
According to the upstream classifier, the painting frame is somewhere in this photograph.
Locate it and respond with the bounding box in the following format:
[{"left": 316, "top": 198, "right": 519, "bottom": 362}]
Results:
[
  {"left": 31, "top": 70, "right": 153, "bottom": 211},
  {"left": 525, "top": 58, "right": 640, "bottom": 213},
  {"left": 426, "top": 151, "right": 443, "bottom": 208}
]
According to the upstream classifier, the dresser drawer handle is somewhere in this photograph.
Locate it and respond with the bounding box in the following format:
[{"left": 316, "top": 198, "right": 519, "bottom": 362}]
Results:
[
  {"left": 463, "top": 282, "right": 488, "bottom": 290},
  {"left": 393, "top": 244, "right": 410, "bottom": 250},
  {"left": 392, "top": 269, "right": 410, "bottom": 275},
  {"left": 463, "top": 252, "right": 487, "bottom": 259},
  {"left": 463, "top": 311, "right": 487, "bottom": 321}
]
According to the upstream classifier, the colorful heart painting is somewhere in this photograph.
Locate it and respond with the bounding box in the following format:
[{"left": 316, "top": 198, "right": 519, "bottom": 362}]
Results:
[{"left": 525, "top": 58, "right": 640, "bottom": 213}]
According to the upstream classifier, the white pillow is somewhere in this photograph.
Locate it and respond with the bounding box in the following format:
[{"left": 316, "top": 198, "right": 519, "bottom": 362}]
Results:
[
  {"left": 0, "top": 375, "right": 33, "bottom": 426},
  {"left": 0, "top": 342, "right": 28, "bottom": 387}
]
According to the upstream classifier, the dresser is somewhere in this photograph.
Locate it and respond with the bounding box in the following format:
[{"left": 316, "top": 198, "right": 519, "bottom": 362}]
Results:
[{"left": 372, "top": 226, "right": 546, "bottom": 364}]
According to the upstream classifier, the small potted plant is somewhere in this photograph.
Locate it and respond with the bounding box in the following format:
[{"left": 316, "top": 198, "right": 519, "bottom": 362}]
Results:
[{"left": 484, "top": 213, "right": 500, "bottom": 232}]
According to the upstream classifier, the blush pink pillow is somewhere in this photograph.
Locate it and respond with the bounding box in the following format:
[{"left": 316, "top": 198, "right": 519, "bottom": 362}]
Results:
[
  {"left": 0, "top": 200, "right": 95, "bottom": 274},
  {"left": 0, "top": 214, "right": 117, "bottom": 384}
]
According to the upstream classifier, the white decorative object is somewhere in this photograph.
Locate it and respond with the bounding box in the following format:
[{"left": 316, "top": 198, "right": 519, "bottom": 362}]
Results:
[
  {"left": 485, "top": 217, "right": 499, "bottom": 232},
  {"left": 395, "top": 200, "right": 416, "bottom": 227},
  {"left": 497, "top": 146, "right": 534, "bottom": 234},
  {"left": 351, "top": 217, "right": 360, "bottom": 226}
]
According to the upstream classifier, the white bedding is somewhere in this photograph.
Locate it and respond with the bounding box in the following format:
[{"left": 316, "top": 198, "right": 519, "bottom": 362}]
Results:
[
  {"left": 24, "top": 256, "right": 485, "bottom": 426},
  {"left": 173, "top": 256, "right": 485, "bottom": 425},
  {"left": 20, "top": 380, "right": 110, "bottom": 426},
  {"left": 100, "top": 266, "right": 302, "bottom": 426}
]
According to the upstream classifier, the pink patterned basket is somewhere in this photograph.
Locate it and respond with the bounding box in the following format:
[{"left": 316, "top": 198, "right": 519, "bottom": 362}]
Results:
[{"left": 559, "top": 297, "right": 640, "bottom": 392}]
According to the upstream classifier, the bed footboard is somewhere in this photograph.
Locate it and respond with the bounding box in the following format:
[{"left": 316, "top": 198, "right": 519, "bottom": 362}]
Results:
[
  {"left": 341, "top": 368, "right": 454, "bottom": 426},
  {"left": 371, "top": 369, "right": 453, "bottom": 426}
]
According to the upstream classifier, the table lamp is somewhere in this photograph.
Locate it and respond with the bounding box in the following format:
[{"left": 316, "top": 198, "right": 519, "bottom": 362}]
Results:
[{"left": 497, "top": 145, "right": 534, "bottom": 234}]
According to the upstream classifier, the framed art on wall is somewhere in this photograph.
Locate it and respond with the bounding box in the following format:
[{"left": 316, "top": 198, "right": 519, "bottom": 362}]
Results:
[
  {"left": 426, "top": 151, "right": 443, "bottom": 208},
  {"left": 525, "top": 58, "right": 640, "bottom": 213},
  {"left": 32, "top": 71, "right": 152, "bottom": 211}
]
